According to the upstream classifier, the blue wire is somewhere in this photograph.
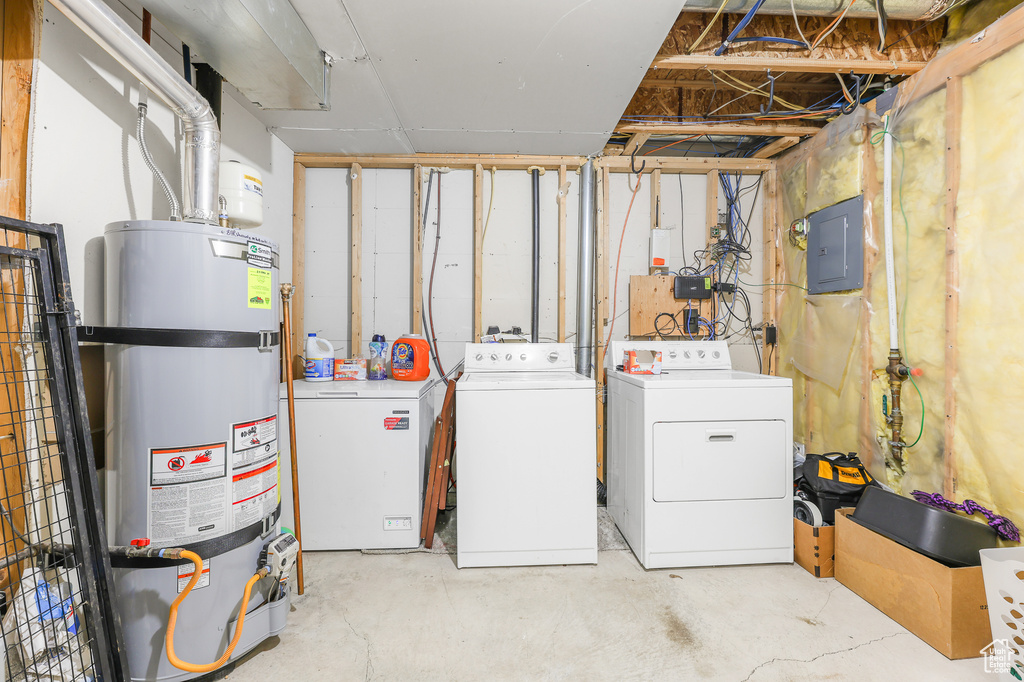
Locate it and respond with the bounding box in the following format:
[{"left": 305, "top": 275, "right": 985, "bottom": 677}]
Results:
[
  {"left": 730, "top": 37, "right": 807, "bottom": 48},
  {"left": 715, "top": 0, "right": 768, "bottom": 56}
]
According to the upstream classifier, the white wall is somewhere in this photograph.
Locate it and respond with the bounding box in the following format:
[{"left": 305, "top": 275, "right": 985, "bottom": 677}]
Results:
[
  {"left": 301, "top": 166, "right": 766, "bottom": 377},
  {"left": 29, "top": 0, "right": 293, "bottom": 326}
]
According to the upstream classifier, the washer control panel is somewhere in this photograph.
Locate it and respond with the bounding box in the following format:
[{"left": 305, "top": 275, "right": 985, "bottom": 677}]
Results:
[
  {"left": 464, "top": 342, "right": 575, "bottom": 372},
  {"left": 606, "top": 340, "right": 732, "bottom": 371}
]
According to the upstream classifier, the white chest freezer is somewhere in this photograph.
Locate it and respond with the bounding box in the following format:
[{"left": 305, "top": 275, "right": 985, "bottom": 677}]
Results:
[{"left": 278, "top": 378, "right": 436, "bottom": 550}]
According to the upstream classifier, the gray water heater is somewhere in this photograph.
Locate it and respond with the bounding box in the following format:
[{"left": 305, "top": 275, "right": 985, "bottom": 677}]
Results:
[{"left": 104, "top": 219, "right": 287, "bottom": 681}]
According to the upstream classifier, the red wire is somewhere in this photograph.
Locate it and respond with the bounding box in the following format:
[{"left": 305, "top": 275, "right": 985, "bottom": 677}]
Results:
[
  {"left": 605, "top": 173, "right": 645, "bottom": 345},
  {"left": 643, "top": 134, "right": 704, "bottom": 156}
]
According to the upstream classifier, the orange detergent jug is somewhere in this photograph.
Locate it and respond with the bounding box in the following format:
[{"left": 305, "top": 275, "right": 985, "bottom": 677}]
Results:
[{"left": 390, "top": 334, "right": 431, "bottom": 381}]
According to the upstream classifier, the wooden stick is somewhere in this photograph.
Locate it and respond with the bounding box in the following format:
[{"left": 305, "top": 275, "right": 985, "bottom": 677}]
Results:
[
  {"left": 474, "top": 164, "right": 484, "bottom": 341},
  {"left": 280, "top": 284, "right": 303, "bottom": 595},
  {"left": 761, "top": 169, "right": 778, "bottom": 375},
  {"left": 944, "top": 77, "right": 962, "bottom": 499}
]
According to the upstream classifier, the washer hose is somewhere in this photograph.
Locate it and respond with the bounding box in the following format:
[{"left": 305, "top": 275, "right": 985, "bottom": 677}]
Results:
[{"left": 165, "top": 550, "right": 269, "bottom": 673}]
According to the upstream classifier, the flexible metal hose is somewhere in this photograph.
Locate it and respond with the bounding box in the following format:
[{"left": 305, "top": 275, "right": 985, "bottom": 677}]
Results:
[{"left": 137, "top": 101, "right": 181, "bottom": 220}]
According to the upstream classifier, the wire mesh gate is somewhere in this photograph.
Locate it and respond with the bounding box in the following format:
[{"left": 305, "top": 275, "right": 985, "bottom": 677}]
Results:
[{"left": 0, "top": 217, "right": 126, "bottom": 680}]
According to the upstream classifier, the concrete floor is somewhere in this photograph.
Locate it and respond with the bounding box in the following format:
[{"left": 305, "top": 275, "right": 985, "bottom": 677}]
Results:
[{"left": 226, "top": 548, "right": 989, "bottom": 681}]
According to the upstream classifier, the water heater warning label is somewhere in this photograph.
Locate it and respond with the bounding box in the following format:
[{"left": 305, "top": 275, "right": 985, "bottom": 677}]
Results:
[
  {"left": 232, "top": 458, "right": 278, "bottom": 530},
  {"left": 149, "top": 442, "right": 229, "bottom": 545},
  {"left": 232, "top": 415, "right": 277, "bottom": 454},
  {"left": 177, "top": 559, "right": 211, "bottom": 594},
  {"left": 248, "top": 268, "right": 272, "bottom": 309}
]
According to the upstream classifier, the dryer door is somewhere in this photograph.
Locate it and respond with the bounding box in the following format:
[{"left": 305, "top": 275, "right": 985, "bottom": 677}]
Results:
[{"left": 652, "top": 420, "right": 788, "bottom": 502}]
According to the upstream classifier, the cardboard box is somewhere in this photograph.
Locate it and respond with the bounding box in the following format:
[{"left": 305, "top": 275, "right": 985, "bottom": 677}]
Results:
[
  {"left": 794, "top": 517, "right": 834, "bottom": 578},
  {"left": 835, "top": 508, "right": 989, "bottom": 659},
  {"left": 624, "top": 349, "right": 662, "bottom": 375},
  {"left": 333, "top": 358, "right": 367, "bottom": 381}
]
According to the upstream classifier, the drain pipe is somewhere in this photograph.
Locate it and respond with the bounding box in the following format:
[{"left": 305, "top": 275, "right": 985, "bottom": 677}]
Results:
[
  {"left": 576, "top": 160, "right": 596, "bottom": 377},
  {"left": 529, "top": 167, "right": 543, "bottom": 343},
  {"left": 51, "top": 0, "right": 220, "bottom": 224}
]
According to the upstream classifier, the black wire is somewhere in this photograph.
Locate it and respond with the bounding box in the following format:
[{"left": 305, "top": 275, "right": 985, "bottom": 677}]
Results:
[{"left": 0, "top": 501, "right": 30, "bottom": 546}]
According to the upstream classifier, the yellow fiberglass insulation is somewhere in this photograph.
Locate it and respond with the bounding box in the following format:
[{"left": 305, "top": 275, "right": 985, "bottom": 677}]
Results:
[
  {"left": 954, "top": 42, "right": 1024, "bottom": 524},
  {"left": 778, "top": 41, "right": 1024, "bottom": 528}
]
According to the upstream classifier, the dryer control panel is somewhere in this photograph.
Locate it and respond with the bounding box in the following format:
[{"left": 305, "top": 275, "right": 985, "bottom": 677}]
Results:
[{"left": 606, "top": 340, "right": 732, "bottom": 371}]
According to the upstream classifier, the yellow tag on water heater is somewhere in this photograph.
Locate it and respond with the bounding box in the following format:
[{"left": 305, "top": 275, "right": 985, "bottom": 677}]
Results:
[{"left": 247, "top": 268, "right": 272, "bottom": 309}]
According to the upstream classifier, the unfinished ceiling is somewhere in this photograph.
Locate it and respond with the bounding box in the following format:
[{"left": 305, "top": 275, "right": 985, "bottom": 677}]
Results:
[{"left": 221, "top": 0, "right": 686, "bottom": 155}]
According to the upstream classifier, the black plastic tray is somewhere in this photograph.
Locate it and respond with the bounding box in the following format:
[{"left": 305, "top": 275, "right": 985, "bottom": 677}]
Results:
[{"left": 851, "top": 486, "right": 999, "bottom": 567}]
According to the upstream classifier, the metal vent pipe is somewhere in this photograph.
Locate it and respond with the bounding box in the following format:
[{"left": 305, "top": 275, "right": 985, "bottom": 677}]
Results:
[
  {"left": 51, "top": 0, "right": 220, "bottom": 224},
  {"left": 575, "top": 161, "right": 596, "bottom": 377},
  {"left": 681, "top": 0, "right": 955, "bottom": 20}
]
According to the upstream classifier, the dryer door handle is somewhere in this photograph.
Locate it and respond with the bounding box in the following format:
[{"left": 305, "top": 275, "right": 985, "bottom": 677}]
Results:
[{"left": 706, "top": 430, "right": 736, "bottom": 443}]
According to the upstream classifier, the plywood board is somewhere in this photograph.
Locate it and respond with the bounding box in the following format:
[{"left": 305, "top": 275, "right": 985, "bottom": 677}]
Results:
[{"left": 628, "top": 275, "right": 713, "bottom": 338}]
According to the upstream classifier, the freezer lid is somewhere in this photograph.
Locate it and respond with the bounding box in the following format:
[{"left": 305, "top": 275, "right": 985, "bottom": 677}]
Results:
[
  {"left": 456, "top": 371, "right": 596, "bottom": 391},
  {"left": 282, "top": 378, "right": 437, "bottom": 400},
  {"left": 607, "top": 369, "right": 792, "bottom": 390}
]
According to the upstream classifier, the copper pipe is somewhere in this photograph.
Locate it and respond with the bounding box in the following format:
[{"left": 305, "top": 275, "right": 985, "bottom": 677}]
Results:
[
  {"left": 885, "top": 349, "right": 910, "bottom": 471},
  {"left": 280, "top": 284, "right": 304, "bottom": 594}
]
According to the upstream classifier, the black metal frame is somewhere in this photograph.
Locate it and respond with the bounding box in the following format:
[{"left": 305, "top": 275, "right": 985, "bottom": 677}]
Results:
[{"left": 0, "top": 215, "right": 128, "bottom": 680}]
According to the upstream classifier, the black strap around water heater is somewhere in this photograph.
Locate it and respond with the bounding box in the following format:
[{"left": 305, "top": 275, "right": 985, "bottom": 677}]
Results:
[
  {"left": 78, "top": 326, "right": 279, "bottom": 351},
  {"left": 108, "top": 505, "right": 282, "bottom": 569}
]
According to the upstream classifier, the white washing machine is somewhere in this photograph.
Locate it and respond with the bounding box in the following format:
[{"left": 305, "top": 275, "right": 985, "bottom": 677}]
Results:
[
  {"left": 456, "top": 343, "right": 598, "bottom": 568},
  {"left": 606, "top": 340, "right": 793, "bottom": 569},
  {"left": 277, "top": 378, "right": 436, "bottom": 550}
]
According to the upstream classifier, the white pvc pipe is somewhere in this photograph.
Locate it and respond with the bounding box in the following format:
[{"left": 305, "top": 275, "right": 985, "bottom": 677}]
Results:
[{"left": 882, "top": 115, "right": 899, "bottom": 350}]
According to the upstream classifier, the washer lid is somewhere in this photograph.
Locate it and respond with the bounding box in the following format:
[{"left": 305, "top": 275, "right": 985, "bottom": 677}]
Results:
[
  {"left": 282, "top": 377, "right": 436, "bottom": 400},
  {"left": 456, "top": 371, "right": 596, "bottom": 391},
  {"left": 608, "top": 369, "right": 792, "bottom": 390}
]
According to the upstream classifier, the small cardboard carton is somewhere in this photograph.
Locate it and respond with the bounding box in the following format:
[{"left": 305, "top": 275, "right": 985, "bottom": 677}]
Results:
[
  {"left": 835, "top": 508, "right": 989, "bottom": 659},
  {"left": 624, "top": 349, "right": 662, "bottom": 375},
  {"left": 334, "top": 358, "right": 367, "bottom": 381},
  {"left": 794, "top": 517, "right": 834, "bottom": 578}
]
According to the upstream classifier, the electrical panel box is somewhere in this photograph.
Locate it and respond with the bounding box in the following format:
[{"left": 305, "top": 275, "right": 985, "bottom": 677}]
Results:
[{"left": 806, "top": 195, "right": 864, "bottom": 295}]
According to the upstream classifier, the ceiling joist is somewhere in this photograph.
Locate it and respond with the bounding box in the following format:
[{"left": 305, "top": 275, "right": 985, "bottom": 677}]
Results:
[
  {"left": 616, "top": 122, "right": 821, "bottom": 138},
  {"left": 651, "top": 54, "right": 928, "bottom": 75}
]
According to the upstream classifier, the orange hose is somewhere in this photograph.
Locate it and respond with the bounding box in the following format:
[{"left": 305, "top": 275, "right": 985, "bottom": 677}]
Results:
[{"left": 165, "top": 550, "right": 266, "bottom": 674}]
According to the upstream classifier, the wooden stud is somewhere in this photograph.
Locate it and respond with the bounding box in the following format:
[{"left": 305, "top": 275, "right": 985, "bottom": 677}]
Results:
[
  {"left": 615, "top": 122, "right": 819, "bottom": 139},
  {"left": 298, "top": 153, "right": 770, "bottom": 174},
  {"left": 595, "top": 166, "right": 610, "bottom": 483},
  {"left": 754, "top": 136, "right": 802, "bottom": 159},
  {"left": 761, "top": 169, "right": 779, "bottom": 375},
  {"left": 642, "top": 78, "right": 840, "bottom": 92},
  {"left": 350, "top": 163, "right": 362, "bottom": 355},
  {"left": 650, "top": 54, "right": 927, "bottom": 75},
  {"left": 473, "top": 164, "right": 484, "bottom": 341},
  {"left": 0, "top": 0, "right": 34, "bottom": 227},
  {"left": 557, "top": 164, "right": 567, "bottom": 343},
  {"left": 291, "top": 162, "right": 306, "bottom": 377},
  {"left": 296, "top": 153, "right": 586, "bottom": 170},
  {"left": 944, "top": 77, "right": 962, "bottom": 499},
  {"left": 622, "top": 132, "right": 651, "bottom": 158},
  {"left": 649, "top": 169, "right": 663, "bottom": 275},
  {"left": 412, "top": 164, "right": 423, "bottom": 334}
]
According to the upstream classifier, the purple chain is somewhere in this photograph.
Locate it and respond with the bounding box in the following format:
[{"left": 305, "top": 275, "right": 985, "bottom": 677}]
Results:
[{"left": 911, "top": 491, "right": 1020, "bottom": 542}]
